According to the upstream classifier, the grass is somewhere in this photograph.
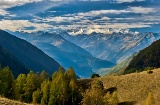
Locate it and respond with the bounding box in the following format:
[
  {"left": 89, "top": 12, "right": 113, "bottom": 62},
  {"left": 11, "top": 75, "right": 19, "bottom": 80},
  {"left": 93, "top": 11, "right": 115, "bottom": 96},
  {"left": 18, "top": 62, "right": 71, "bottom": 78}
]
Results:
[
  {"left": 0, "top": 97, "right": 33, "bottom": 105},
  {"left": 80, "top": 68, "right": 160, "bottom": 105}
]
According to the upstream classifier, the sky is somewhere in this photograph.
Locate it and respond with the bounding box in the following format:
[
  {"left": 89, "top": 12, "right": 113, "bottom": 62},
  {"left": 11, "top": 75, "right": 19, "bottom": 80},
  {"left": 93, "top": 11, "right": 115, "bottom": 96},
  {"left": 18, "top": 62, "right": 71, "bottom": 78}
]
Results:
[{"left": 0, "top": 0, "right": 160, "bottom": 35}]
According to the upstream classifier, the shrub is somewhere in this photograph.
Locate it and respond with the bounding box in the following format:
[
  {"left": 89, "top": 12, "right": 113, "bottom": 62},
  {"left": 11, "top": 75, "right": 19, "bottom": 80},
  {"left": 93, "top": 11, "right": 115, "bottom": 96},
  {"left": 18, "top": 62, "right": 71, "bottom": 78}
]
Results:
[
  {"left": 91, "top": 74, "right": 100, "bottom": 78},
  {"left": 147, "top": 69, "right": 153, "bottom": 74}
]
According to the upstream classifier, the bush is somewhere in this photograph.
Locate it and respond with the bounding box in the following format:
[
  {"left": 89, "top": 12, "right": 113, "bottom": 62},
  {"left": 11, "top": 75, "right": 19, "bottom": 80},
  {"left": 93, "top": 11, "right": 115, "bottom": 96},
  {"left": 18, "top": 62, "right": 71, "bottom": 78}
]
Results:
[
  {"left": 147, "top": 69, "right": 153, "bottom": 74},
  {"left": 91, "top": 74, "right": 100, "bottom": 78}
]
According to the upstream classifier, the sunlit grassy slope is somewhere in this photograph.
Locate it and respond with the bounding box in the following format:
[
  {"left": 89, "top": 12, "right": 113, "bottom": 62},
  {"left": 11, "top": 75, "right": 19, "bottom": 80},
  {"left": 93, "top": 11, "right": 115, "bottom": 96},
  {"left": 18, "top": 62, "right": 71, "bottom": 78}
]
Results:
[
  {"left": 80, "top": 69, "right": 160, "bottom": 105},
  {"left": 0, "top": 97, "right": 33, "bottom": 105}
]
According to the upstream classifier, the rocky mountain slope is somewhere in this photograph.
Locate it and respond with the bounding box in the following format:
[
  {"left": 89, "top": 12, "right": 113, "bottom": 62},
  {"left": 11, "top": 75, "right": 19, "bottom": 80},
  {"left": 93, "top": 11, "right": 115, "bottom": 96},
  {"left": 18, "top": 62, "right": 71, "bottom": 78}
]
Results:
[{"left": 61, "top": 31, "right": 160, "bottom": 63}]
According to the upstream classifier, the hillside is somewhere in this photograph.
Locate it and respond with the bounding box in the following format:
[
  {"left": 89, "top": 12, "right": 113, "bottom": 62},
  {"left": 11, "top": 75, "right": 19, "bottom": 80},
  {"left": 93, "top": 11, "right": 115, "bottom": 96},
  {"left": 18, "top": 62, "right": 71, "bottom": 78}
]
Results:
[
  {"left": 125, "top": 39, "right": 160, "bottom": 74},
  {"left": 0, "top": 45, "right": 29, "bottom": 77},
  {"left": 0, "top": 97, "right": 33, "bottom": 105},
  {"left": 79, "top": 69, "right": 160, "bottom": 105},
  {"left": 0, "top": 30, "right": 60, "bottom": 75}
]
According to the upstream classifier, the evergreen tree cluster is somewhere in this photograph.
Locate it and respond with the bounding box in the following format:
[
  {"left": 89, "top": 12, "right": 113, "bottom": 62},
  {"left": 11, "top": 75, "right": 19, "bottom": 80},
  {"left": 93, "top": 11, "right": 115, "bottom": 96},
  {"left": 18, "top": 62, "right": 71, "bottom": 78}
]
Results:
[
  {"left": 0, "top": 66, "right": 120, "bottom": 105},
  {"left": 0, "top": 66, "right": 82, "bottom": 105}
]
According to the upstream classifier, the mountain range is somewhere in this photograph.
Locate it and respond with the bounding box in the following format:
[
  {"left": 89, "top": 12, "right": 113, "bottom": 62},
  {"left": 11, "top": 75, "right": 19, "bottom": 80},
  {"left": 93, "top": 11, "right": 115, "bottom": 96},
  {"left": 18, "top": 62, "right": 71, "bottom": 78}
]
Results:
[
  {"left": 7, "top": 30, "right": 115, "bottom": 78},
  {"left": 6, "top": 30, "right": 160, "bottom": 77}
]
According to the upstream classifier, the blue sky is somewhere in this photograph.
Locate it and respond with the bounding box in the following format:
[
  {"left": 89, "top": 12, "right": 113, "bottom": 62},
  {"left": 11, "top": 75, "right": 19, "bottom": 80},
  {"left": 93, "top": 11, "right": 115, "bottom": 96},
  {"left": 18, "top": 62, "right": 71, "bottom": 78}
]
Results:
[{"left": 0, "top": 0, "right": 160, "bottom": 34}]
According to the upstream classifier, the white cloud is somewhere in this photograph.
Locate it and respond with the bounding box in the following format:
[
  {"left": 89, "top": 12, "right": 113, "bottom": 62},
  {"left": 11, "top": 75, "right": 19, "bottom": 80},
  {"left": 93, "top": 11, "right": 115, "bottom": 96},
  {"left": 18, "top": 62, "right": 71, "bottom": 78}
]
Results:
[
  {"left": 114, "top": 0, "right": 145, "bottom": 3},
  {"left": 0, "top": 20, "right": 53, "bottom": 32},
  {"left": 0, "top": 0, "right": 42, "bottom": 9},
  {"left": 0, "top": 9, "right": 9, "bottom": 16},
  {"left": 128, "top": 6, "right": 156, "bottom": 14}
]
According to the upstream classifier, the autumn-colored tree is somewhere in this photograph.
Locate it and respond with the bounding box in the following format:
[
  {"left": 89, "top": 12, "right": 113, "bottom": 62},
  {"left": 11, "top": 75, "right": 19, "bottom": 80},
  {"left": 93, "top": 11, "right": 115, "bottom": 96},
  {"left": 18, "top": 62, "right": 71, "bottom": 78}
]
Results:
[
  {"left": 81, "top": 80, "right": 104, "bottom": 105},
  {"left": 41, "top": 79, "right": 50, "bottom": 105},
  {"left": 40, "top": 70, "right": 49, "bottom": 82},
  {"left": 15, "top": 74, "right": 26, "bottom": 100},
  {"left": 24, "top": 71, "right": 37, "bottom": 102},
  {"left": 145, "top": 92, "right": 154, "bottom": 105},
  {"left": 49, "top": 67, "right": 68, "bottom": 105},
  {"left": 32, "top": 88, "right": 41, "bottom": 104}
]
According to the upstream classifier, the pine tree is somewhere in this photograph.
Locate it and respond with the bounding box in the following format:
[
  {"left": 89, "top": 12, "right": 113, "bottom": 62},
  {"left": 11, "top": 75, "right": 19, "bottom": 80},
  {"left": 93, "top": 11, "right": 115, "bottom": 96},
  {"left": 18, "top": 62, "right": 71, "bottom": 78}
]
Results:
[
  {"left": 41, "top": 80, "right": 50, "bottom": 105},
  {"left": 40, "top": 70, "right": 49, "bottom": 82},
  {"left": 0, "top": 67, "right": 15, "bottom": 99},
  {"left": 24, "top": 71, "right": 37, "bottom": 102},
  {"left": 32, "top": 88, "right": 41, "bottom": 104},
  {"left": 15, "top": 74, "right": 26, "bottom": 100}
]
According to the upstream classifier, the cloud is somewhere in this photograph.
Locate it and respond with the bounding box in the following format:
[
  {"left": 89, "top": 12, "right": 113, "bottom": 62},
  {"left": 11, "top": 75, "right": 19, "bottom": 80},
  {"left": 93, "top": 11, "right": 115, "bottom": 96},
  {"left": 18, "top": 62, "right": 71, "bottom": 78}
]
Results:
[
  {"left": 0, "top": 9, "right": 9, "bottom": 16},
  {"left": 128, "top": 6, "right": 156, "bottom": 14},
  {"left": 0, "top": 20, "right": 53, "bottom": 32},
  {"left": 0, "top": 0, "right": 42, "bottom": 9},
  {"left": 114, "top": 0, "right": 145, "bottom": 3}
]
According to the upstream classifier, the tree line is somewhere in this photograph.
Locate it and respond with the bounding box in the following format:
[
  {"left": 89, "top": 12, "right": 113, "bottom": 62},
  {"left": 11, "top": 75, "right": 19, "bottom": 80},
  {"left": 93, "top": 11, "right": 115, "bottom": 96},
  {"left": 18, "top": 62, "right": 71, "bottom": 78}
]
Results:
[{"left": 0, "top": 65, "right": 122, "bottom": 105}]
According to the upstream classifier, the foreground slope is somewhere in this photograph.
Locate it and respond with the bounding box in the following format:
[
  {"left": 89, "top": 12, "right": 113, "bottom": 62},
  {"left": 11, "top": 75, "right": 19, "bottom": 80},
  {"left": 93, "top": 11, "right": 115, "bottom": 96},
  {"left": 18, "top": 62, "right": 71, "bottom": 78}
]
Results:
[
  {"left": 80, "top": 69, "right": 160, "bottom": 105},
  {"left": 0, "top": 97, "right": 33, "bottom": 105},
  {"left": 125, "top": 39, "right": 160, "bottom": 74},
  {"left": 0, "top": 30, "right": 60, "bottom": 75}
]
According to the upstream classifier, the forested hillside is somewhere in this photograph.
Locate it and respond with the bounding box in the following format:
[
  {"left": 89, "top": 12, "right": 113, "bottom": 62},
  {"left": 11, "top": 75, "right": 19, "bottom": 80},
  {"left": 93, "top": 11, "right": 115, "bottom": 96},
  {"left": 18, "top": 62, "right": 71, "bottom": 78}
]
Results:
[{"left": 125, "top": 39, "right": 160, "bottom": 74}]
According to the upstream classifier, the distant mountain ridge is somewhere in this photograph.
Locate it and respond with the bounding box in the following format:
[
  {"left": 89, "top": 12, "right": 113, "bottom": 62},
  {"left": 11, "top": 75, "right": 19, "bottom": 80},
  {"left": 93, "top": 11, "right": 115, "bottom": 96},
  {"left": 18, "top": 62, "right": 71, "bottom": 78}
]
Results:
[
  {"left": 7, "top": 30, "right": 160, "bottom": 77},
  {"left": 7, "top": 31, "right": 115, "bottom": 78},
  {"left": 0, "top": 30, "right": 61, "bottom": 76},
  {"left": 60, "top": 31, "right": 160, "bottom": 63}
]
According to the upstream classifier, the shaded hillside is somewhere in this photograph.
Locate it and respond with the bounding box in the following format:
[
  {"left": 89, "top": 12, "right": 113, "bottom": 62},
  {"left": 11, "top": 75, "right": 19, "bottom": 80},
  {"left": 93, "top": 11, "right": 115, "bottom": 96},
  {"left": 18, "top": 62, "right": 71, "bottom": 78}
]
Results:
[
  {"left": 0, "top": 46, "right": 29, "bottom": 77},
  {"left": 0, "top": 30, "right": 60, "bottom": 75},
  {"left": 79, "top": 69, "right": 160, "bottom": 105},
  {"left": 125, "top": 39, "right": 160, "bottom": 74}
]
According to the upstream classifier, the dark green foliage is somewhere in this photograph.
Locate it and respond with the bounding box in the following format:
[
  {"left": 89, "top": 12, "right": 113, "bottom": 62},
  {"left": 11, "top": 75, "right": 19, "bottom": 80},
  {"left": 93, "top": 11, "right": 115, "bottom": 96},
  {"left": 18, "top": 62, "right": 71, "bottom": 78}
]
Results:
[
  {"left": 32, "top": 88, "right": 42, "bottom": 104},
  {"left": 91, "top": 73, "right": 100, "bottom": 78},
  {"left": 0, "top": 67, "right": 15, "bottom": 99},
  {"left": 0, "top": 66, "right": 83, "bottom": 105},
  {"left": 125, "top": 39, "right": 160, "bottom": 74},
  {"left": 41, "top": 80, "right": 50, "bottom": 105}
]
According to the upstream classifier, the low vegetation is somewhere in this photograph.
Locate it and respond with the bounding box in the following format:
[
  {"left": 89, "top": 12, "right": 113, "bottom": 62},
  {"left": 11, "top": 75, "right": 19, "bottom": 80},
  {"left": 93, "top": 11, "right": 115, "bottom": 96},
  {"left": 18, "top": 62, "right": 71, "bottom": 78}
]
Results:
[{"left": 97, "top": 69, "right": 160, "bottom": 105}]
